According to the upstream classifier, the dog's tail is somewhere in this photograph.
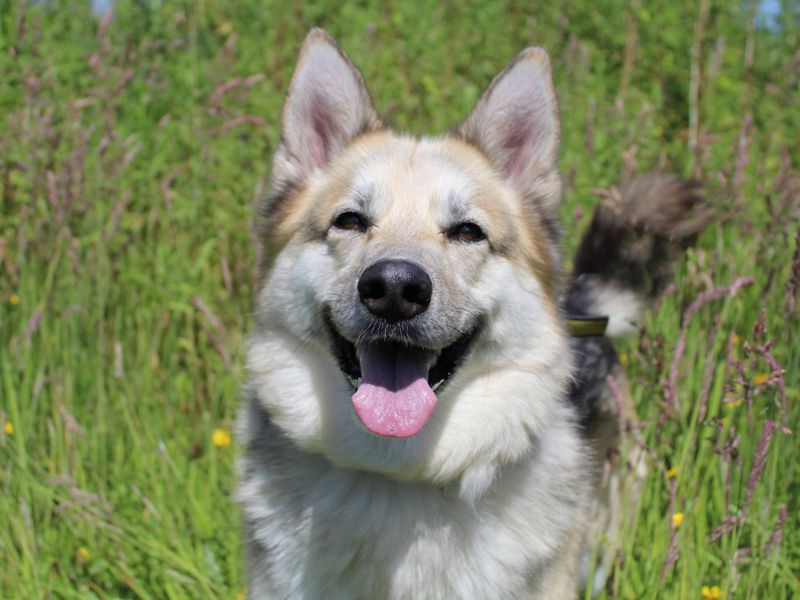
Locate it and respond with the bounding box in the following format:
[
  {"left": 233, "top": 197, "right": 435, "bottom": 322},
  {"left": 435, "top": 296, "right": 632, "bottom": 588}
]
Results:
[{"left": 566, "top": 172, "right": 711, "bottom": 337}]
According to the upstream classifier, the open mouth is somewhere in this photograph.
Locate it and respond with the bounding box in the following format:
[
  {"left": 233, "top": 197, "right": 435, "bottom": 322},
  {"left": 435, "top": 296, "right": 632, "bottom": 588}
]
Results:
[{"left": 325, "top": 315, "right": 481, "bottom": 439}]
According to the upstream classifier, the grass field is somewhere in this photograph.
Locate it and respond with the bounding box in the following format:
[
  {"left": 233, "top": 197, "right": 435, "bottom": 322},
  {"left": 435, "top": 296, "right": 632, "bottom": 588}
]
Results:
[{"left": 1, "top": 1, "right": 798, "bottom": 598}]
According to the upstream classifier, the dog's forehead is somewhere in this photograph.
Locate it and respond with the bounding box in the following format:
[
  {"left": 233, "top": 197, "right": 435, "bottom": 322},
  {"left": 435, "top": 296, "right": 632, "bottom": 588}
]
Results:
[
  {"left": 354, "top": 145, "right": 470, "bottom": 197},
  {"left": 342, "top": 134, "right": 512, "bottom": 219}
]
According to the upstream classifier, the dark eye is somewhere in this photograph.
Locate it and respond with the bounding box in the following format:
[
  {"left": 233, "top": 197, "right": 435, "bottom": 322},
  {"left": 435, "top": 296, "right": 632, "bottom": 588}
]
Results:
[
  {"left": 447, "top": 222, "right": 485, "bottom": 243},
  {"left": 332, "top": 211, "right": 369, "bottom": 232}
]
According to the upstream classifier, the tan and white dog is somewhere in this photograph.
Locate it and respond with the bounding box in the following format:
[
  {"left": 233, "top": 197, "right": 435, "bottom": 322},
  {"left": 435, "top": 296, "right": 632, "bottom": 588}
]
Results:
[{"left": 237, "top": 29, "right": 707, "bottom": 599}]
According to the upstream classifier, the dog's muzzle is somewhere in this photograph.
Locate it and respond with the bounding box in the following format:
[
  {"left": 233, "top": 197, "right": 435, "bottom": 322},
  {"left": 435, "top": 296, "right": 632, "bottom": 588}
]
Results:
[{"left": 325, "top": 269, "right": 481, "bottom": 439}]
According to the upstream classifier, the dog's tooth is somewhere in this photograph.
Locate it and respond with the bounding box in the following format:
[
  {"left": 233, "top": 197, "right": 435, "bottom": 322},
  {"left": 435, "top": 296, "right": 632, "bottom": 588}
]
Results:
[{"left": 432, "top": 380, "right": 444, "bottom": 392}]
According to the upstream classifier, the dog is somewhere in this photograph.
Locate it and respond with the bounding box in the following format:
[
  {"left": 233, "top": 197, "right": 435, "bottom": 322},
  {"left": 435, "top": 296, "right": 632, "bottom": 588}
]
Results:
[{"left": 237, "top": 29, "right": 709, "bottom": 598}]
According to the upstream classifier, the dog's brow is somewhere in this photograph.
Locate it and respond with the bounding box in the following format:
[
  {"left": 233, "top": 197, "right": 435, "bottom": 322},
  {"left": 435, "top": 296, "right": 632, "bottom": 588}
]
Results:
[
  {"left": 447, "top": 191, "right": 473, "bottom": 220},
  {"left": 351, "top": 183, "right": 374, "bottom": 211}
]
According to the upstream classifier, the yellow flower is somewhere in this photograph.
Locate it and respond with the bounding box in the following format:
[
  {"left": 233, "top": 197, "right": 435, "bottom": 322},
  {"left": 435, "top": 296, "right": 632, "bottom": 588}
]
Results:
[
  {"left": 672, "top": 512, "right": 684, "bottom": 527},
  {"left": 76, "top": 547, "right": 90, "bottom": 563},
  {"left": 619, "top": 352, "right": 628, "bottom": 368},
  {"left": 753, "top": 373, "right": 769, "bottom": 385},
  {"left": 212, "top": 428, "right": 231, "bottom": 447},
  {"left": 4, "top": 421, "right": 12, "bottom": 435},
  {"left": 9, "top": 294, "right": 19, "bottom": 305},
  {"left": 730, "top": 333, "right": 740, "bottom": 346},
  {"left": 666, "top": 466, "right": 679, "bottom": 479},
  {"left": 701, "top": 585, "right": 723, "bottom": 599},
  {"left": 725, "top": 399, "right": 742, "bottom": 409}
]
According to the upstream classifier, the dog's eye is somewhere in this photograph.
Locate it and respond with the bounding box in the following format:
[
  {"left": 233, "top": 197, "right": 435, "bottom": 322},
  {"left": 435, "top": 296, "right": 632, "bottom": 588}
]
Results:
[
  {"left": 332, "top": 211, "right": 369, "bottom": 233},
  {"left": 447, "top": 222, "right": 485, "bottom": 243}
]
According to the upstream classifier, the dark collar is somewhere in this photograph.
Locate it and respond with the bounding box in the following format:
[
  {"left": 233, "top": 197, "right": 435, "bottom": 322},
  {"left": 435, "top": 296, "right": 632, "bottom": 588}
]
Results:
[{"left": 565, "top": 315, "right": 608, "bottom": 337}]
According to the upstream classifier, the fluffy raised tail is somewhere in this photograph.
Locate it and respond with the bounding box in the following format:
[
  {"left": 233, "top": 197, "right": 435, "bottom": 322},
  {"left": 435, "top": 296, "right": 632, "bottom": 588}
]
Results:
[{"left": 567, "top": 173, "right": 711, "bottom": 337}]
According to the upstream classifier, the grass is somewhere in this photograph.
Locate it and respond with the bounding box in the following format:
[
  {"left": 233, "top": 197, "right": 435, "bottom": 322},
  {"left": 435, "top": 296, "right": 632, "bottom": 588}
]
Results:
[{"left": 1, "top": 0, "right": 798, "bottom": 598}]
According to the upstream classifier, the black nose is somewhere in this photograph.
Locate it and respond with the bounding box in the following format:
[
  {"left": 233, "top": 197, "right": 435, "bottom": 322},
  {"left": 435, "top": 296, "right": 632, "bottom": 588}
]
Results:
[{"left": 357, "top": 260, "right": 433, "bottom": 322}]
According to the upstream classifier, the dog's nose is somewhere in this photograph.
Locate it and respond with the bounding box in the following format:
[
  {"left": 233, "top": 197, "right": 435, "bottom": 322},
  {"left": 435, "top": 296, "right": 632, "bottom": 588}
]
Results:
[{"left": 358, "top": 260, "right": 432, "bottom": 322}]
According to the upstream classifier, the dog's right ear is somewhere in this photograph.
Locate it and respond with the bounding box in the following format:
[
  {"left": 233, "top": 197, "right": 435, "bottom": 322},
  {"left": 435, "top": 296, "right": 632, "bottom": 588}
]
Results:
[{"left": 280, "top": 29, "right": 380, "bottom": 177}]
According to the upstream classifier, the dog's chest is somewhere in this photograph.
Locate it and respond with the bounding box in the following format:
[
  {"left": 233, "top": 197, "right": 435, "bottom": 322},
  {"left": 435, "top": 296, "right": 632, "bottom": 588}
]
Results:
[{"left": 240, "top": 455, "right": 578, "bottom": 599}]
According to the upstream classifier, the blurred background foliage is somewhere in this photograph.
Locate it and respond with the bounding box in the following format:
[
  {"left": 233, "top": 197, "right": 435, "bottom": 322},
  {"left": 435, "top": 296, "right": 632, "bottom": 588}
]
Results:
[{"left": 0, "top": 0, "right": 798, "bottom": 598}]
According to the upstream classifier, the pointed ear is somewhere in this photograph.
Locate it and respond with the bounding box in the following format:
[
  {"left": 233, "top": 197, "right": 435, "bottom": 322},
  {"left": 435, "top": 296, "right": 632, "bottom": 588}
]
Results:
[
  {"left": 459, "top": 48, "right": 561, "bottom": 217},
  {"left": 280, "top": 29, "right": 380, "bottom": 176}
]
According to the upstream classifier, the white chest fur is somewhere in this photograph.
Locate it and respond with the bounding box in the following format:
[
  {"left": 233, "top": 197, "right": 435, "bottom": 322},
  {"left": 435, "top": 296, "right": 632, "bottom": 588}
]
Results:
[{"left": 238, "top": 402, "right": 587, "bottom": 600}]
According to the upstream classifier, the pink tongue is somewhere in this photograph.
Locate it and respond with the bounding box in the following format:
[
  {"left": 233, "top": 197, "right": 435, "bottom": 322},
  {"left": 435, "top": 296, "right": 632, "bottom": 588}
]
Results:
[{"left": 352, "top": 342, "right": 437, "bottom": 438}]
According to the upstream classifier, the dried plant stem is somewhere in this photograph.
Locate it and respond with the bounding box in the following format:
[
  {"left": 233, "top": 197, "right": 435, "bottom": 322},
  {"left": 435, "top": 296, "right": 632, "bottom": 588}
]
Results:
[
  {"left": 666, "top": 277, "right": 754, "bottom": 410},
  {"left": 689, "top": 0, "right": 710, "bottom": 178},
  {"left": 709, "top": 420, "right": 791, "bottom": 542},
  {"left": 620, "top": 0, "right": 641, "bottom": 100}
]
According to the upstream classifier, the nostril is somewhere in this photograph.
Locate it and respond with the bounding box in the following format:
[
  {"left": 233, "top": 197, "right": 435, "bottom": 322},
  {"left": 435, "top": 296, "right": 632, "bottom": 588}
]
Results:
[
  {"left": 358, "top": 277, "right": 385, "bottom": 301},
  {"left": 402, "top": 281, "right": 432, "bottom": 307}
]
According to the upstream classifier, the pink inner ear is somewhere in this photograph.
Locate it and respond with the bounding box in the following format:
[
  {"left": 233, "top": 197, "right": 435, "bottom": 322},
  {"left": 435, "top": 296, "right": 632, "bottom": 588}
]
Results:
[
  {"left": 306, "top": 131, "right": 326, "bottom": 169},
  {"left": 306, "top": 96, "right": 337, "bottom": 169},
  {"left": 509, "top": 145, "right": 534, "bottom": 183},
  {"left": 501, "top": 119, "right": 536, "bottom": 182},
  {"left": 307, "top": 101, "right": 334, "bottom": 168}
]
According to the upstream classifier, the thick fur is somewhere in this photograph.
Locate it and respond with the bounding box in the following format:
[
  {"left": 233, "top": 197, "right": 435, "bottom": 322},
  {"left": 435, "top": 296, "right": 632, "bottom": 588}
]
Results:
[{"left": 237, "top": 29, "right": 708, "bottom": 599}]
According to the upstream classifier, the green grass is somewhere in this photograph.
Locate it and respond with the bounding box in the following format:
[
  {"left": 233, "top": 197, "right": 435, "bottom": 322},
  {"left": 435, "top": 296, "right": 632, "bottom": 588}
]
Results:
[{"left": 1, "top": 1, "right": 798, "bottom": 598}]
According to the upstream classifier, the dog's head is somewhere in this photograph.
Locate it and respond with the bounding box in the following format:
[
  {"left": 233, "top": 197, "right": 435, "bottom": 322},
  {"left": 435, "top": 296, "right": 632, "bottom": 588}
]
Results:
[{"left": 248, "top": 29, "right": 573, "bottom": 495}]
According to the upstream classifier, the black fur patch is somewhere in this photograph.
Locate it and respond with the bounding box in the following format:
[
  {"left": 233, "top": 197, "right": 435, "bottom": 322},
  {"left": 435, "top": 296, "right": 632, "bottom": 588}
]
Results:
[{"left": 567, "top": 334, "right": 619, "bottom": 430}]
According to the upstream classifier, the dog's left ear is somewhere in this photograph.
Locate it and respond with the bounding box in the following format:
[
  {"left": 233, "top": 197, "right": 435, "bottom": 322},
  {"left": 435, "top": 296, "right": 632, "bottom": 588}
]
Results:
[
  {"left": 459, "top": 48, "right": 561, "bottom": 218},
  {"left": 280, "top": 29, "right": 381, "bottom": 177}
]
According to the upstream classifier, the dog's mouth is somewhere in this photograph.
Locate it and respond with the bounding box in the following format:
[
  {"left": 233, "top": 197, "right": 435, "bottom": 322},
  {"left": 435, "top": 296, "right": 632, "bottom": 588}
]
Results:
[{"left": 325, "top": 316, "right": 481, "bottom": 439}]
